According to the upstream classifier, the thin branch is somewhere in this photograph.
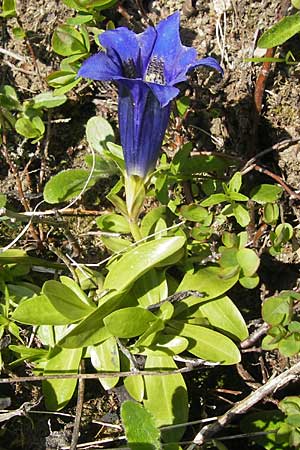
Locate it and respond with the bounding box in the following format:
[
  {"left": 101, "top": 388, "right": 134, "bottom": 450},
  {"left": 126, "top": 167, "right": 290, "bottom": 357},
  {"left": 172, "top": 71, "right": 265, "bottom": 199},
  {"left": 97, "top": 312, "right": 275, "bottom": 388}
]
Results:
[
  {"left": 70, "top": 361, "right": 85, "bottom": 450},
  {"left": 187, "top": 361, "right": 300, "bottom": 447},
  {"left": 0, "top": 364, "right": 205, "bottom": 385},
  {"left": 240, "top": 322, "right": 269, "bottom": 349}
]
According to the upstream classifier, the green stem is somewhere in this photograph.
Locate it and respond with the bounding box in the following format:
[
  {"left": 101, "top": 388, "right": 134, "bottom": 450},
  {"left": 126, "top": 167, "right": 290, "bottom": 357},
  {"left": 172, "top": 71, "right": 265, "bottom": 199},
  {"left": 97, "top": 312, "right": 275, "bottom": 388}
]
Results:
[{"left": 128, "top": 218, "right": 142, "bottom": 242}]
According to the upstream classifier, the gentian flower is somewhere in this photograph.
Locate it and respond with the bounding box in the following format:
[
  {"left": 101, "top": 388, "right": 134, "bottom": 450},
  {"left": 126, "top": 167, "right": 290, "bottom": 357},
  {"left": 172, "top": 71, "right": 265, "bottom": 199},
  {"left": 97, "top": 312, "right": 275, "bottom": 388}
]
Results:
[{"left": 78, "top": 12, "right": 222, "bottom": 179}]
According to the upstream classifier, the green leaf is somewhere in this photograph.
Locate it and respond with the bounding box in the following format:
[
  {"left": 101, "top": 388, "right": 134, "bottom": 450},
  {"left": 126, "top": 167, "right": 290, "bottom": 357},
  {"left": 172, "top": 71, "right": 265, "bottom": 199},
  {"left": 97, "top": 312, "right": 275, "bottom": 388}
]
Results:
[
  {"left": 96, "top": 213, "right": 130, "bottom": 234},
  {"left": 132, "top": 269, "right": 168, "bottom": 308},
  {"left": 86, "top": 116, "right": 115, "bottom": 154},
  {"left": 89, "top": 337, "right": 119, "bottom": 389},
  {"left": 228, "top": 172, "right": 242, "bottom": 193},
  {"left": 232, "top": 204, "right": 250, "bottom": 226},
  {"left": 104, "top": 307, "right": 158, "bottom": 338},
  {"left": 251, "top": 184, "right": 283, "bottom": 204},
  {"left": 239, "top": 274, "right": 260, "bottom": 289},
  {"left": 240, "top": 411, "right": 288, "bottom": 450},
  {"left": 191, "top": 295, "right": 248, "bottom": 341},
  {"left": 279, "top": 396, "right": 300, "bottom": 416},
  {"left": 104, "top": 237, "right": 186, "bottom": 293},
  {"left": 0, "top": 85, "right": 20, "bottom": 110},
  {"left": 176, "top": 96, "right": 190, "bottom": 116},
  {"left": 121, "top": 401, "right": 160, "bottom": 450},
  {"left": 32, "top": 92, "right": 67, "bottom": 109},
  {"left": 263, "top": 203, "right": 279, "bottom": 225},
  {"left": 0, "top": 0, "right": 16, "bottom": 17},
  {"left": 43, "top": 280, "right": 95, "bottom": 319},
  {"left": 258, "top": 13, "right": 300, "bottom": 48},
  {"left": 262, "top": 295, "right": 293, "bottom": 326},
  {"left": 124, "top": 375, "right": 144, "bottom": 402},
  {"left": 85, "top": 154, "right": 117, "bottom": 176},
  {"left": 175, "top": 265, "right": 239, "bottom": 314},
  {"left": 236, "top": 248, "right": 260, "bottom": 277},
  {"left": 58, "top": 290, "right": 124, "bottom": 348},
  {"left": 140, "top": 206, "right": 170, "bottom": 238},
  {"left": 52, "top": 25, "right": 88, "bottom": 56},
  {"left": 169, "top": 322, "right": 241, "bottom": 364},
  {"left": 12, "top": 294, "right": 77, "bottom": 325},
  {"left": 278, "top": 334, "right": 300, "bottom": 357},
  {"left": 43, "top": 169, "right": 98, "bottom": 204},
  {"left": 0, "top": 193, "right": 7, "bottom": 207},
  {"left": 43, "top": 346, "right": 82, "bottom": 410},
  {"left": 15, "top": 116, "right": 45, "bottom": 139},
  {"left": 200, "top": 193, "right": 228, "bottom": 207},
  {"left": 180, "top": 204, "right": 209, "bottom": 222},
  {"left": 47, "top": 70, "right": 77, "bottom": 88},
  {"left": 143, "top": 355, "right": 188, "bottom": 443},
  {"left": 140, "top": 334, "right": 189, "bottom": 357},
  {"left": 60, "top": 276, "right": 92, "bottom": 307}
]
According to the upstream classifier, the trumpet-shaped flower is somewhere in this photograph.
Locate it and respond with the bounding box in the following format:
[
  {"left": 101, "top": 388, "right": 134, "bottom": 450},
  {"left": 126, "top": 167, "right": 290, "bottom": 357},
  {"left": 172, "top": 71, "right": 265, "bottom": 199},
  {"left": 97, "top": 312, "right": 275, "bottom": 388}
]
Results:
[{"left": 78, "top": 12, "right": 222, "bottom": 179}]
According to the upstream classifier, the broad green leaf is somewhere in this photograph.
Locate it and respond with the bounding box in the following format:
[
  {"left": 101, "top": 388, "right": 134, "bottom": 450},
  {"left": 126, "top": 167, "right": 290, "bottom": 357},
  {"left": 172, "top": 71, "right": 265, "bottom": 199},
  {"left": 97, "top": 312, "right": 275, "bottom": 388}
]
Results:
[
  {"left": 258, "top": 14, "right": 300, "bottom": 48},
  {"left": 86, "top": 116, "right": 115, "bottom": 154},
  {"left": 263, "top": 203, "right": 279, "bottom": 225},
  {"left": 104, "top": 307, "right": 157, "bottom": 338},
  {"left": 52, "top": 25, "right": 87, "bottom": 56},
  {"left": 43, "top": 280, "right": 95, "bottom": 319},
  {"left": 180, "top": 204, "right": 209, "bottom": 222},
  {"left": 96, "top": 213, "right": 130, "bottom": 234},
  {"left": 101, "top": 235, "right": 131, "bottom": 252},
  {"left": 132, "top": 269, "right": 168, "bottom": 308},
  {"left": 89, "top": 337, "right": 119, "bottom": 389},
  {"left": 279, "top": 396, "right": 300, "bottom": 416},
  {"left": 278, "top": 334, "right": 300, "bottom": 357},
  {"left": 175, "top": 265, "right": 239, "bottom": 314},
  {"left": 60, "top": 276, "right": 92, "bottom": 306},
  {"left": 143, "top": 355, "right": 188, "bottom": 442},
  {"left": 43, "top": 346, "right": 82, "bottom": 410},
  {"left": 251, "top": 184, "right": 283, "bottom": 204},
  {"left": 241, "top": 411, "right": 288, "bottom": 449},
  {"left": 232, "top": 204, "right": 250, "bottom": 226},
  {"left": 43, "top": 169, "right": 98, "bottom": 203},
  {"left": 262, "top": 296, "right": 293, "bottom": 326},
  {"left": 228, "top": 172, "right": 242, "bottom": 192},
  {"left": 139, "top": 334, "right": 189, "bottom": 357},
  {"left": 0, "top": 85, "right": 20, "bottom": 110},
  {"left": 124, "top": 375, "right": 144, "bottom": 402},
  {"left": 12, "top": 294, "right": 77, "bottom": 325},
  {"left": 192, "top": 295, "right": 248, "bottom": 341},
  {"left": 59, "top": 290, "right": 124, "bottom": 348},
  {"left": 0, "top": 194, "right": 7, "bottom": 208},
  {"left": 169, "top": 322, "right": 241, "bottom": 364},
  {"left": 200, "top": 193, "right": 228, "bottom": 207},
  {"left": 140, "top": 206, "right": 171, "bottom": 238},
  {"left": 47, "top": 70, "right": 77, "bottom": 88},
  {"left": 176, "top": 96, "right": 190, "bottom": 116},
  {"left": 85, "top": 154, "right": 117, "bottom": 176},
  {"left": 0, "top": 0, "right": 16, "bottom": 17},
  {"left": 15, "top": 116, "right": 45, "bottom": 139},
  {"left": 239, "top": 274, "right": 260, "bottom": 289},
  {"left": 121, "top": 401, "right": 160, "bottom": 450},
  {"left": 32, "top": 92, "right": 67, "bottom": 109},
  {"left": 104, "top": 237, "right": 186, "bottom": 293},
  {"left": 236, "top": 248, "right": 260, "bottom": 277}
]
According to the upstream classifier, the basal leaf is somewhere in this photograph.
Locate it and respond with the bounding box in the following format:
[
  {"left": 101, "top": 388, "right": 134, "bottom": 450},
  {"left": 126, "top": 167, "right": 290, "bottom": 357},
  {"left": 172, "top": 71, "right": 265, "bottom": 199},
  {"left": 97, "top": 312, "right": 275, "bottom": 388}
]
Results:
[
  {"left": 121, "top": 400, "right": 160, "bottom": 450},
  {"left": 104, "top": 237, "right": 186, "bottom": 293},
  {"left": 258, "top": 13, "right": 300, "bottom": 48},
  {"left": 43, "top": 169, "right": 98, "bottom": 204},
  {"left": 43, "top": 346, "right": 82, "bottom": 410},
  {"left": 143, "top": 355, "right": 188, "bottom": 443},
  {"left": 89, "top": 337, "right": 119, "bottom": 389}
]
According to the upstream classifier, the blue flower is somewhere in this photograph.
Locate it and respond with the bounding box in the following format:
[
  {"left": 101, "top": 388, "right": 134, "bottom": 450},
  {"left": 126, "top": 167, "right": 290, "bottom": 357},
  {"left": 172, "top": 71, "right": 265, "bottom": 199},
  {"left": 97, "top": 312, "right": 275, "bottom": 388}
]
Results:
[{"left": 78, "top": 12, "right": 222, "bottom": 179}]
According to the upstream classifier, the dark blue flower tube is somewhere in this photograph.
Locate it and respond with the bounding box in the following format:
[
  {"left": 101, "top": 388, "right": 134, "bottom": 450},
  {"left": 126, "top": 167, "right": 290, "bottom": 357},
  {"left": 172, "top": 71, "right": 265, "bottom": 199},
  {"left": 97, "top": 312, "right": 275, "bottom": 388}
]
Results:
[{"left": 78, "top": 12, "right": 223, "bottom": 179}]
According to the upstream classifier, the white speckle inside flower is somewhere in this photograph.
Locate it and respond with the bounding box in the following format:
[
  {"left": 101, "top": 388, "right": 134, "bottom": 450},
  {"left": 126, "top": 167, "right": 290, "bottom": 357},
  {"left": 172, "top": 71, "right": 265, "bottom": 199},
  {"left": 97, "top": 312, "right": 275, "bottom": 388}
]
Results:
[{"left": 144, "top": 56, "right": 166, "bottom": 85}]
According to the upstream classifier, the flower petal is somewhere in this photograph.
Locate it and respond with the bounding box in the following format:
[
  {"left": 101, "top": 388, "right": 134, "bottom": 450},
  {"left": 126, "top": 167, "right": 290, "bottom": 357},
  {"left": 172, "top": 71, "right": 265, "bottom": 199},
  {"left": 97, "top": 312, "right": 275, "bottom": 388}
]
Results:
[
  {"left": 118, "top": 80, "right": 171, "bottom": 178},
  {"left": 191, "top": 56, "right": 224, "bottom": 75},
  {"left": 100, "top": 27, "right": 141, "bottom": 76},
  {"left": 137, "top": 26, "right": 157, "bottom": 75},
  {"left": 148, "top": 12, "right": 198, "bottom": 84},
  {"left": 77, "top": 52, "right": 122, "bottom": 80},
  {"left": 146, "top": 83, "right": 179, "bottom": 107}
]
